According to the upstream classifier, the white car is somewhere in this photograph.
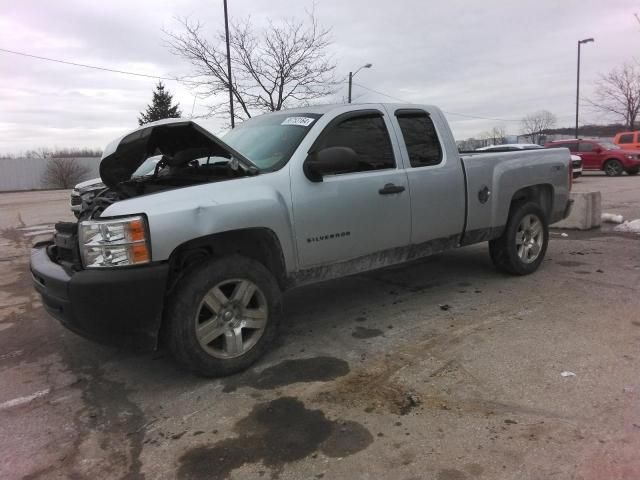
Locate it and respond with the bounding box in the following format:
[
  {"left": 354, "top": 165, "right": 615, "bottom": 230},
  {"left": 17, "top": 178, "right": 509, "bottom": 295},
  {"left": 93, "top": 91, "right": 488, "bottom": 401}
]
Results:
[
  {"left": 476, "top": 144, "right": 582, "bottom": 178},
  {"left": 475, "top": 143, "right": 543, "bottom": 152},
  {"left": 70, "top": 156, "right": 162, "bottom": 216}
]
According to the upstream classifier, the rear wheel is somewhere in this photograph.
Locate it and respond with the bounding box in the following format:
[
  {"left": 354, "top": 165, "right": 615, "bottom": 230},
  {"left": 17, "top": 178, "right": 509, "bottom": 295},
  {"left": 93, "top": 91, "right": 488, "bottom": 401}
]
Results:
[
  {"left": 489, "top": 202, "right": 549, "bottom": 275},
  {"left": 166, "top": 255, "right": 281, "bottom": 377},
  {"left": 604, "top": 159, "right": 624, "bottom": 176},
  {"left": 627, "top": 168, "right": 639, "bottom": 176}
]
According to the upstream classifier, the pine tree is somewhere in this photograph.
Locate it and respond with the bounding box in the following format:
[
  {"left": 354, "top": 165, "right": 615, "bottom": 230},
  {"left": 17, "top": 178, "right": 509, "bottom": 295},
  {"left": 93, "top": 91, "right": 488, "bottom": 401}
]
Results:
[{"left": 138, "top": 81, "right": 182, "bottom": 125}]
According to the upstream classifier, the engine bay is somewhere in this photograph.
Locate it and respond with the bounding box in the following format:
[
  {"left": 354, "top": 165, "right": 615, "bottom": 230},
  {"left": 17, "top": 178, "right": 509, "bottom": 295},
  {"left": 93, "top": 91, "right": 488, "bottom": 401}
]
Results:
[{"left": 78, "top": 120, "right": 258, "bottom": 220}]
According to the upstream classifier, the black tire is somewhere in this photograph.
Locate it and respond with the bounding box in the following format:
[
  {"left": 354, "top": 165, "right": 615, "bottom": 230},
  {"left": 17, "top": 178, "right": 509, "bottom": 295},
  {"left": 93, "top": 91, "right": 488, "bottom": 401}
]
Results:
[
  {"left": 166, "top": 254, "right": 282, "bottom": 377},
  {"left": 604, "top": 159, "right": 624, "bottom": 176},
  {"left": 489, "top": 202, "right": 549, "bottom": 275},
  {"left": 627, "top": 168, "right": 639, "bottom": 176}
]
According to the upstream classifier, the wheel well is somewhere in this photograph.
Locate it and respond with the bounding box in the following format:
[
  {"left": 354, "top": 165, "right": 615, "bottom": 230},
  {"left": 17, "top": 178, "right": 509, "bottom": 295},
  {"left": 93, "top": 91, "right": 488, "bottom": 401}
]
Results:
[
  {"left": 166, "top": 228, "right": 287, "bottom": 292},
  {"left": 509, "top": 184, "right": 553, "bottom": 220}
]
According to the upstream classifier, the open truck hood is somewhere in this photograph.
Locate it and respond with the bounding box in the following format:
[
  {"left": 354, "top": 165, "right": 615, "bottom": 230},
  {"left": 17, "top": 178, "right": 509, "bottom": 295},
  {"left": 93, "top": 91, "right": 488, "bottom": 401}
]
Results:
[{"left": 100, "top": 119, "right": 256, "bottom": 189}]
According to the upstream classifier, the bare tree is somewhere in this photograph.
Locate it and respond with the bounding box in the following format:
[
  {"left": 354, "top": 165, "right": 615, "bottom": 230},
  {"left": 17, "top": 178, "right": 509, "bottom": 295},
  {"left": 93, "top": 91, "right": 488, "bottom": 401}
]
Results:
[
  {"left": 490, "top": 126, "right": 506, "bottom": 145},
  {"left": 478, "top": 126, "right": 507, "bottom": 146},
  {"left": 521, "top": 110, "right": 557, "bottom": 144},
  {"left": 164, "top": 9, "right": 336, "bottom": 121},
  {"left": 25, "top": 147, "right": 52, "bottom": 160},
  {"left": 41, "top": 158, "right": 91, "bottom": 189},
  {"left": 590, "top": 62, "right": 640, "bottom": 130}
]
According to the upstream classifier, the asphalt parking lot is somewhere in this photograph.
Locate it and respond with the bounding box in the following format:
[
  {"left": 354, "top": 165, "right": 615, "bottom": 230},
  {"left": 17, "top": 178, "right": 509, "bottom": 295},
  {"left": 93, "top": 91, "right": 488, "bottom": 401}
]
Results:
[{"left": 1, "top": 173, "right": 639, "bottom": 480}]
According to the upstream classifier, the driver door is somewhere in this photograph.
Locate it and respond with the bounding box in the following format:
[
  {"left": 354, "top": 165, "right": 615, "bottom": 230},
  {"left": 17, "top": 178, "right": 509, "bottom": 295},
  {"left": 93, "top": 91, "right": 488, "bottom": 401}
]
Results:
[{"left": 291, "top": 110, "right": 411, "bottom": 268}]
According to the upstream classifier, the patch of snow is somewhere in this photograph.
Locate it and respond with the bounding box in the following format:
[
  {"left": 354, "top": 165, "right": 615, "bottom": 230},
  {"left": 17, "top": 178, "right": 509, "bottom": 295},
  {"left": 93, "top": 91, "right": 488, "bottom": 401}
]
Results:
[
  {"left": 601, "top": 213, "right": 624, "bottom": 224},
  {"left": 18, "top": 224, "right": 54, "bottom": 231},
  {"left": 23, "top": 230, "right": 55, "bottom": 237},
  {"left": 0, "top": 389, "right": 50, "bottom": 410},
  {"left": 614, "top": 219, "right": 640, "bottom": 234},
  {"left": 560, "top": 371, "right": 576, "bottom": 378}
]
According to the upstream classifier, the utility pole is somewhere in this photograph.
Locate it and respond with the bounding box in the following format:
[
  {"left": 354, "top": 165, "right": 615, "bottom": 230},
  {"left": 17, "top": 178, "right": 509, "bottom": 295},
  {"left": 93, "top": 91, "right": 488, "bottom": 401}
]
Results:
[
  {"left": 575, "top": 38, "right": 594, "bottom": 139},
  {"left": 223, "top": 0, "right": 234, "bottom": 128}
]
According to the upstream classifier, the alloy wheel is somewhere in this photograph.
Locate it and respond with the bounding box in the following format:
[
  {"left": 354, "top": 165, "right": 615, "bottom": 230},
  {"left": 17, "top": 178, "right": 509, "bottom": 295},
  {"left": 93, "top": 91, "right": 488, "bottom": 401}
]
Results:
[
  {"left": 194, "top": 279, "right": 268, "bottom": 358},
  {"left": 515, "top": 214, "right": 543, "bottom": 264}
]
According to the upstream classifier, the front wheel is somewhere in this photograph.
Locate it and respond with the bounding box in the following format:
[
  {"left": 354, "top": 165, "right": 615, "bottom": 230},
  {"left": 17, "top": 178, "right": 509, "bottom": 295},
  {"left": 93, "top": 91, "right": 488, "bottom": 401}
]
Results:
[
  {"left": 166, "top": 255, "right": 281, "bottom": 376},
  {"left": 604, "top": 159, "right": 624, "bottom": 176},
  {"left": 489, "top": 202, "right": 549, "bottom": 275},
  {"left": 627, "top": 168, "right": 639, "bottom": 176}
]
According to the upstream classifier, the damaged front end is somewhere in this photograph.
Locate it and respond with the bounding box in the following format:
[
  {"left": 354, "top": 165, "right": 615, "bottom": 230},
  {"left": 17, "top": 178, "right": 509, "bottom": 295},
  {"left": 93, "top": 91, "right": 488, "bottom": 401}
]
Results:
[{"left": 79, "top": 119, "right": 258, "bottom": 220}]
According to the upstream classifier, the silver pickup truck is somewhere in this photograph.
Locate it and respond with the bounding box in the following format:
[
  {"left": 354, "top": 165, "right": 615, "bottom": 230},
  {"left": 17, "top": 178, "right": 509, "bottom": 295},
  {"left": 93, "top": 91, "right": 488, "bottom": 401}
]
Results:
[{"left": 30, "top": 104, "right": 572, "bottom": 376}]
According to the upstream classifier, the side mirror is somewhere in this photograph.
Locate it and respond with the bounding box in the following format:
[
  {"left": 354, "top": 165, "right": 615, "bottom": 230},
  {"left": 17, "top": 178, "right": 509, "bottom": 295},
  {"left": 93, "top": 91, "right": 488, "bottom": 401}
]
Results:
[
  {"left": 303, "top": 146, "right": 358, "bottom": 182},
  {"left": 594, "top": 147, "right": 603, "bottom": 153}
]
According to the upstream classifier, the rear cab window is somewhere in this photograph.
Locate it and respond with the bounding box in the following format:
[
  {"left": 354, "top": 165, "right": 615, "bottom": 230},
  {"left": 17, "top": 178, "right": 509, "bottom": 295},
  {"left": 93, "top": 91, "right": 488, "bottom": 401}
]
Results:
[{"left": 394, "top": 109, "right": 443, "bottom": 167}]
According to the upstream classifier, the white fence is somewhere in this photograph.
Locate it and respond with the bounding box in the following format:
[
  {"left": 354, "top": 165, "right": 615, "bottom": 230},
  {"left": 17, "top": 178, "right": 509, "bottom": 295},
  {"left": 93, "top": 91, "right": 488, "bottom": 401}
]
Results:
[{"left": 0, "top": 157, "right": 101, "bottom": 192}]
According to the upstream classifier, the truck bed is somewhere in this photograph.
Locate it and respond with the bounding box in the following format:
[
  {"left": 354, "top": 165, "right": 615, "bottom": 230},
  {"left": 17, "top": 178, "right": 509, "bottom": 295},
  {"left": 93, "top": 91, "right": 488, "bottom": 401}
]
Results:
[{"left": 459, "top": 148, "right": 571, "bottom": 240}]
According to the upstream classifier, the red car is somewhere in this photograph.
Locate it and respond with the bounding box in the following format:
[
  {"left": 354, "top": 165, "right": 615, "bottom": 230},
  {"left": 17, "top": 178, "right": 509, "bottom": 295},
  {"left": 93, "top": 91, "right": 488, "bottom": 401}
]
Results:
[{"left": 544, "top": 139, "right": 640, "bottom": 176}]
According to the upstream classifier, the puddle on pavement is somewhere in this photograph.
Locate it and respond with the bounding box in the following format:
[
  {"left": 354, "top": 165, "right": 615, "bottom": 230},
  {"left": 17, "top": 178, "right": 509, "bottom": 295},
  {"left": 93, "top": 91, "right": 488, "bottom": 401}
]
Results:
[
  {"left": 352, "top": 326, "right": 383, "bottom": 339},
  {"left": 177, "top": 397, "right": 372, "bottom": 479},
  {"left": 222, "top": 356, "right": 350, "bottom": 393}
]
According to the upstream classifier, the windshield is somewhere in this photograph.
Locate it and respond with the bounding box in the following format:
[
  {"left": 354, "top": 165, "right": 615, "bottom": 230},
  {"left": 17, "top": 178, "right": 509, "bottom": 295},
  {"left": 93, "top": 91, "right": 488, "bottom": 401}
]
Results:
[
  {"left": 600, "top": 142, "right": 620, "bottom": 150},
  {"left": 222, "top": 112, "right": 322, "bottom": 171}
]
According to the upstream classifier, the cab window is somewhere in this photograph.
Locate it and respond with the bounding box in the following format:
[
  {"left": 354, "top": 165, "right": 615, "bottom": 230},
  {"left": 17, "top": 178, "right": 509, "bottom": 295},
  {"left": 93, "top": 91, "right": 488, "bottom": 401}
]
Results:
[
  {"left": 318, "top": 113, "right": 395, "bottom": 174},
  {"left": 578, "top": 143, "right": 594, "bottom": 152},
  {"left": 395, "top": 110, "right": 443, "bottom": 167}
]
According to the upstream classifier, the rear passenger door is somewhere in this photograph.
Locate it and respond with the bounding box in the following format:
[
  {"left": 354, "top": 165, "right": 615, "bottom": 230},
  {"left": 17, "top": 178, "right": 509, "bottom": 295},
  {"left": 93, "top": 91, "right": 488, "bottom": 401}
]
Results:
[
  {"left": 389, "top": 108, "right": 466, "bottom": 245},
  {"left": 291, "top": 110, "right": 411, "bottom": 268}
]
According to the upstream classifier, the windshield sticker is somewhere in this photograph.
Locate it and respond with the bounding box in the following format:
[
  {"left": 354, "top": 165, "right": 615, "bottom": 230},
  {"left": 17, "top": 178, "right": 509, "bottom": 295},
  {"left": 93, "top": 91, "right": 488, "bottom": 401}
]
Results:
[{"left": 281, "top": 116, "right": 316, "bottom": 127}]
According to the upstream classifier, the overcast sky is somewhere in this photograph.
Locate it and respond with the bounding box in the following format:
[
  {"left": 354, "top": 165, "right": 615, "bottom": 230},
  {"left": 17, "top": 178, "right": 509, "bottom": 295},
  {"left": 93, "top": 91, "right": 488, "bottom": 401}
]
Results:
[{"left": 0, "top": 0, "right": 638, "bottom": 154}]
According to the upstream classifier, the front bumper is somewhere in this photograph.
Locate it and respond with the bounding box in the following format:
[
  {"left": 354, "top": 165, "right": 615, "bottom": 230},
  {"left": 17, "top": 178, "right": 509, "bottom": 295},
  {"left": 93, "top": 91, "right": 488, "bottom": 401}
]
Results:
[{"left": 30, "top": 242, "right": 169, "bottom": 351}]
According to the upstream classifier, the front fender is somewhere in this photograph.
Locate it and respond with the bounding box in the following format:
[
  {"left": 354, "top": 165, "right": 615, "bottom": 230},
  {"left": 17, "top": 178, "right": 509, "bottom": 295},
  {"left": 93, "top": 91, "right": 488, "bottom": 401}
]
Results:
[{"left": 101, "top": 175, "right": 297, "bottom": 273}]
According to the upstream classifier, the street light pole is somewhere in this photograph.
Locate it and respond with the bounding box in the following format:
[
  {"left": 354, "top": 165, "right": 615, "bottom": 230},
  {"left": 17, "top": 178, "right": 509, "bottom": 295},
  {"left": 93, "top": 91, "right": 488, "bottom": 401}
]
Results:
[
  {"left": 575, "top": 38, "right": 594, "bottom": 139},
  {"left": 347, "top": 63, "right": 372, "bottom": 103},
  {"left": 223, "top": 0, "right": 234, "bottom": 128}
]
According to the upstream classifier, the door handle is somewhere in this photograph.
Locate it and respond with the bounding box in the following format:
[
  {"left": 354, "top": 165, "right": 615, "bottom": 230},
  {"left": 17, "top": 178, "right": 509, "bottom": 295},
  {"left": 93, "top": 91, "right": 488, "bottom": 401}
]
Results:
[{"left": 378, "top": 183, "right": 405, "bottom": 195}]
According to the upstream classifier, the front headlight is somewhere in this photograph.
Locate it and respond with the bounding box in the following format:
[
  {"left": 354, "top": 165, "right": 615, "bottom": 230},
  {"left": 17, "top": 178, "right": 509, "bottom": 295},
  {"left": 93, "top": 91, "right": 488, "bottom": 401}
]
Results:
[{"left": 79, "top": 215, "right": 151, "bottom": 268}]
